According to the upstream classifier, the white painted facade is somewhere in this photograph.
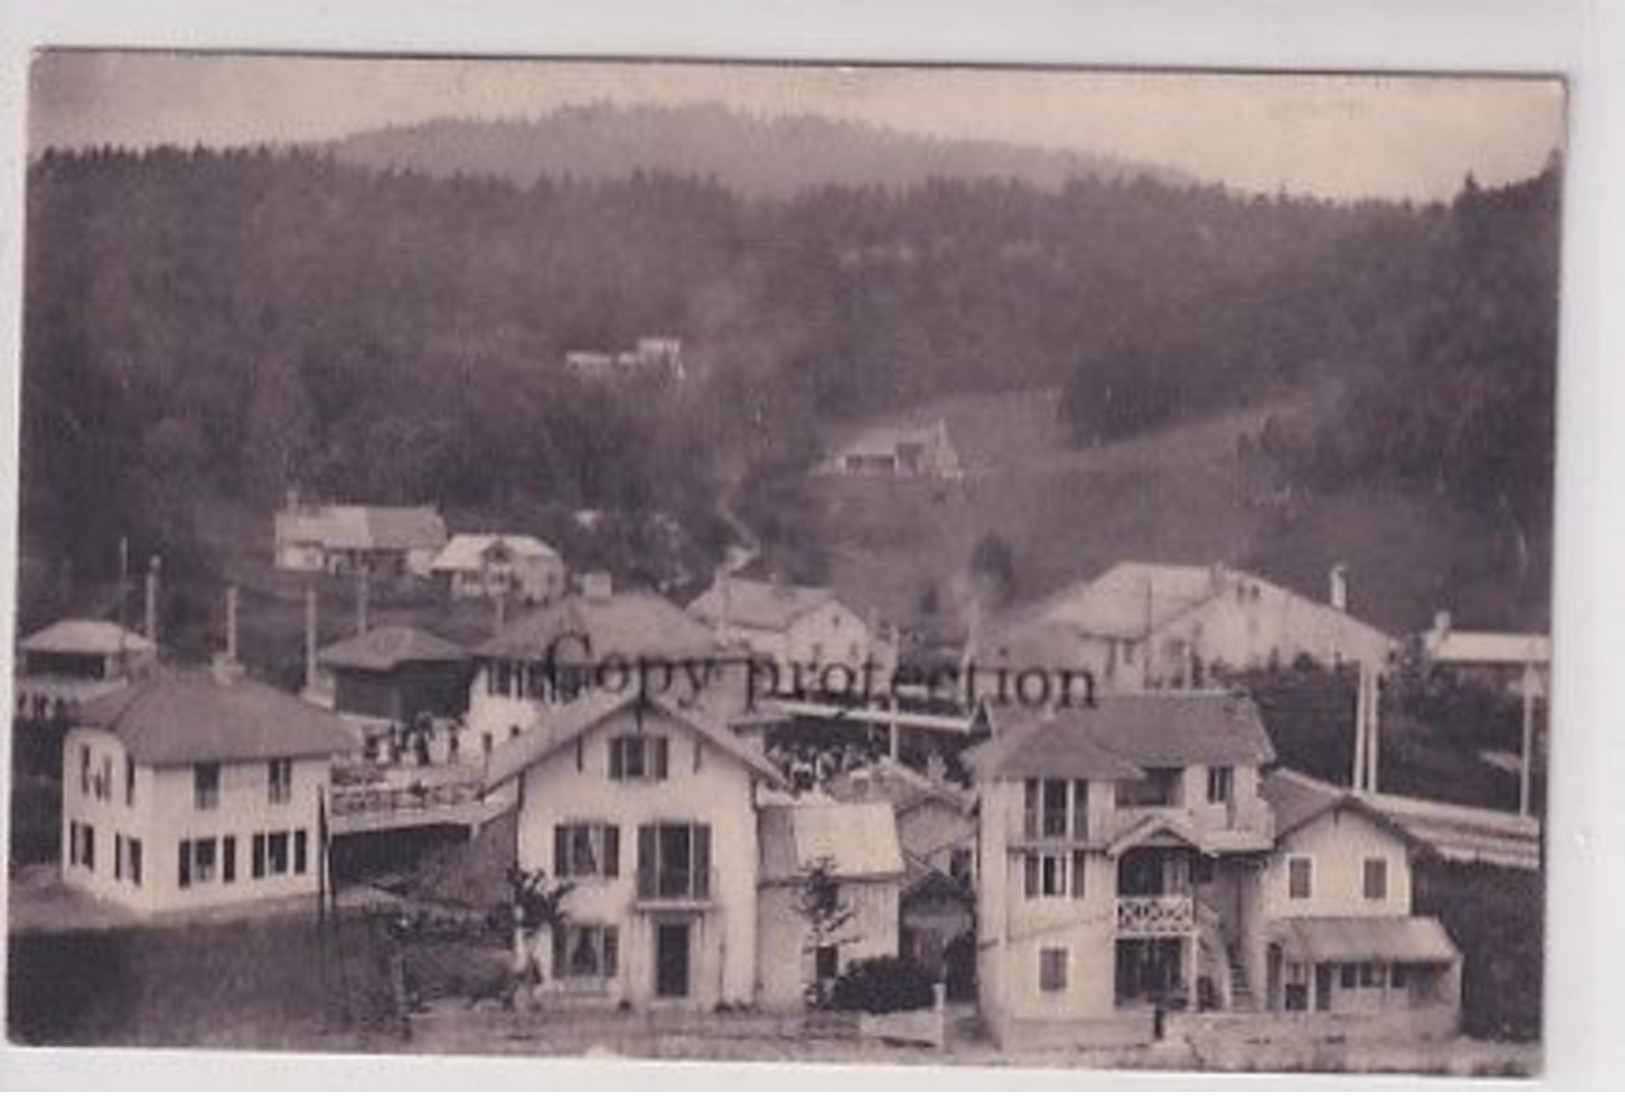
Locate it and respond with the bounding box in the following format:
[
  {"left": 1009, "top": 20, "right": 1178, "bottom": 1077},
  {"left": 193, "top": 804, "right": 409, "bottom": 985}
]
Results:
[
  {"left": 60, "top": 726, "right": 331, "bottom": 915},
  {"left": 756, "top": 877, "right": 900, "bottom": 1010}
]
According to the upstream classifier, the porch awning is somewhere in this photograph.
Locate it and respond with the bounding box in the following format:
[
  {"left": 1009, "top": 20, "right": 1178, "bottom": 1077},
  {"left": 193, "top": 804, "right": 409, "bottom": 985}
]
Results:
[{"left": 1272, "top": 916, "right": 1460, "bottom": 965}]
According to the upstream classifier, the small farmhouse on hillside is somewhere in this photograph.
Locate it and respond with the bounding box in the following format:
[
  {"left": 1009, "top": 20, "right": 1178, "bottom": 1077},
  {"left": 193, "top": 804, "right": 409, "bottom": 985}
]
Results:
[
  {"left": 60, "top": 665, "right": 357, "bottom": 915},
  {"left": 273, "top": 497, "right": 447, "bottom": 578},
  {"left": 687, "top": 576, "right": 887, "bottom": 674},
  {"left": 483, "top": 689, "right": 782, "bottom": 1008},
  {"left": 430, "top": 533, "right": 566, "bottom": 605},
  {"left": 985, "top": 561, "right": 1396, "bottom": 694},
  {"left": 755, "top": 798, "right": 906, "bottom": 1009},
  {"left": 820, "top": 419, "right": 964, "bottom": 481},
  {"left": 15, "top": 618, "right": 158, "bottom": 726}
]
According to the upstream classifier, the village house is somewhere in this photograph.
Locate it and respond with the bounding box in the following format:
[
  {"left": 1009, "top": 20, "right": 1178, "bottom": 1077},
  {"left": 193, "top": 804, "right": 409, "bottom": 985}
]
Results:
[
  {"left": 564, "top": 336, "right": 686, "bottom": 385},
  {"left": 686, "top": 575, "right": 887, "bottom": 676},
  {"left": 59, "top": 664, "right": 357, "bottom": 915},
  {"left": 14, "top": 618, "right": 157, "bottom": 726},
  {"left": 483, "top": 689, "right": 781, "bottom": 1008},
  {"left": 312, "top": 626, "right": 471, "bottom": 762},
  {"left": 466, "top": 575, "right": 731, "bottom": 755},
  {"left": 1254, "top": 769, "right": 1462, "bottom": 1032},
  {"left": 985, "top": 561, "right": 1396, "bottom": 694},
  {"left": 1422, "top": 610, "right": 1549, "bottom": 699},
  {"left": 272, "top": 495, "right": 447, "bottom": 578},
  {"left": 430, "top": 534, "right": 567, "bottom": 605},
  {"left": 820, "top": 419, "right": 964, "bottom": 481},
  {"left": 755, "top": 797, "right": 906, "bottom": 1009},
  {"left": 968, "top": 692, "right": 1279, "bottom": 1046}
]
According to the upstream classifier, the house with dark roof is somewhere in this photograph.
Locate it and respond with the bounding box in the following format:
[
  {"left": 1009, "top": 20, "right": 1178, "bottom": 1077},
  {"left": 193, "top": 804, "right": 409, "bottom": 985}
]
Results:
[
  {"left": 968, "top": 691, "right": 1280, "bottom": 1045},
  {"left": 60, "top": 666, "right": 357, "bottom": 915},
  {"left": 15, "top": 618, "right": 158, "bottom": 728},
  {"left": 314, "top": 626, "right": 471, "bottom": 759},
  {"left": 481, "top": 689, "right": 782, "bottom": 1009},
  {"left": 755, "top": 798, "right": 906, "bottom": 1008},
  {"left": 1253, "top": 769, "right": 1462, "bottom": 1030},
  {"left": 983, "top": 561, "right": 1396, "bottom": 693},
  {"left": 273, "top": 496, "right": 447, "bottom": 578}
]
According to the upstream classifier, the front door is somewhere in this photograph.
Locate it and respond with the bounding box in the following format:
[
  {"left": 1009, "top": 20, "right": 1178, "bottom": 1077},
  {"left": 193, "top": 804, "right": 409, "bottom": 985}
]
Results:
[
  {"left": 1314, "top": 964, "right": 1333, "bottom": 1012},
  {"left": 655, "top": 921, "right": 691, "bottom": 999}
]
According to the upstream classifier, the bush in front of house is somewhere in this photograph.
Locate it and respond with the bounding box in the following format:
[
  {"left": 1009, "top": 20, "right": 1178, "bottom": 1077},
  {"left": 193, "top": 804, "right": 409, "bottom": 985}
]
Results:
[{"left": 828, "top": 955, "right": 937, "bottom": 1015}]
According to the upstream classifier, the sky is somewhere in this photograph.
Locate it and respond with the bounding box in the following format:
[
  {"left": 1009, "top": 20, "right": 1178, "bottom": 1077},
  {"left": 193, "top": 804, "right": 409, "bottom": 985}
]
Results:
[{"left": 27, "top": 51, "right": 1566, "bottom": 202}]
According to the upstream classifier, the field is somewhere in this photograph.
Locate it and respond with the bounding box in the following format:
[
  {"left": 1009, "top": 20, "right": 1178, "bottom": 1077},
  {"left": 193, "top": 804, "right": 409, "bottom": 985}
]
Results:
[{"left": 810, "top": 386, "right": 1549, "bottom": 641}]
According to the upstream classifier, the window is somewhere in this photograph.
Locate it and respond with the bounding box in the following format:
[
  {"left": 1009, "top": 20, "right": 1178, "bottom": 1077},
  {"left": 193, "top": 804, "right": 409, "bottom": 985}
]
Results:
[
  {"left": 949, "top": 847, "right": 973, "bottom": 884},
  {"left": 194, "top": 763, "right": 220, "bottom": 810},
  {"left": 125, "top": 755, "right": 136, "bottom": 807},
  {"left": 554, "top": 822, "right": 620, "bottom": 879},
  {"left": 1206, "top": 766, "right": 1234, "bottom": 805},
  {"left": 1070, "top": 850, "right": 1087, "bottom": 898},
  {"left": 1359, "top": 962, "right": 1384, "bottom": 988},
  {"left": 1071, "top": 780, "right": 1089, "bottom": 839},
  {"left": 1039, "top": 948, "right": 1068, "bottom": 993},
  {"left": 1391, "top": 964, "right": 1410, "bottom": 989},
  {"left": 1287, "top": 856, "right": 1313, "bottom": 900},
  {"left": 1025, "top": 779, "right": 1087, "bottom": 840},
  {"left": 179, "top": 839, "right": 191, "bottom": 889},
  {"left": 223, "top": 836, "right": 237, "bottom": 883},
  {"left": 267, "top": 831, "right": 290, "bottom": 875},
  {"left": 99, "top": 757, "right": 113, "bottom": 801},
  {"left": 80, "top": 745, "right": 91, "bottom": 796},
  {"left": 1023, "top": 853, "right": 1071, "bottom": 899},
  {"left": 815, "top": 945, "right": 840, "bottom": 982},
  {"left": 1117, "top": 767, "right": 1182, "bottom": 808},
  {"left": 193, "top": 838, "right": 217, "bottom": 884},
  {"left": 252, "top": 833, "right": 266, "bottom": 879},
  {"left": 1192, "top": 855, "right": 1215, "bottom": 885},
  {"left": 636, "top": 822, "right": 711, "bottom": 899},
  {"left": 610, "top": 735, "right": 670, "bottom": 782},
  {"left": 1340, "top": 963, "right": 1357, "bottom": 989},
  {"left": 1041, "top": 779, "right": 1068, "bottom": 837},
  {"left": 129, "top": 838, "right": 142, "bottom": 887},
  {"left": 68, "top": 821, "right": 79, "bottom": 867},
  {"left": 115, "top": 834, "right": 124, "bottom": 880},
  {"left": 268, "top": 758, "right": 293, "bottom": 805},
  {"left": 551, "top": 925, "right": 620, "bottom": 980},
  {"left": 81, "top": 823, "right": 95, "bottom": 872},
  {"left": 294, "top": 830, "right": 308, "bottom": 875},
  {"left": 1362, "top": 857, "right": 1388, "bottom": 901}
]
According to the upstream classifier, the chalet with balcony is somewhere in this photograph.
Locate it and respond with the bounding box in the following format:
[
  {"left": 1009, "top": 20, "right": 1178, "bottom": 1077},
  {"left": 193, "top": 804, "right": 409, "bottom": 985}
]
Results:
[
  {"left": 483, "top": 689, "right": 784, "bottom": 1008},
  {"left": 60, "top": 665, "right": 357, "bottom": 915},
  {"left": 968, "top": 692, "right": 1277, "bottom": 1046}
]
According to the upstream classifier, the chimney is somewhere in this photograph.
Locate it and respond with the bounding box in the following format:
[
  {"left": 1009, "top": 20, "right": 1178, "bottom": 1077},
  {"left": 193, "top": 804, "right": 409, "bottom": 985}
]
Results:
[
  {"left": 1432, "top": 609, "right": 1452, "bottom": 639},
  {"left": 144, "top": 555, "right": 161, "bottom": 646},
  {"left": 305, "top": 584, "right": 319, "bottom": 694},
  {"left": 225, "top": 585, "right": 240, "bottom": 662},
  {"left": 1329, "top": 563, "right": 1349, "bottom": 613}
]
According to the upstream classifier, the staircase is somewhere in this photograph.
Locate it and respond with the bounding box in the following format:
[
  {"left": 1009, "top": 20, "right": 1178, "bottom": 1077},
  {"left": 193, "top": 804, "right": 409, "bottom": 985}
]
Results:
[{"left": 1225, "top": 944, "right": 1256, "bottom": 1012}]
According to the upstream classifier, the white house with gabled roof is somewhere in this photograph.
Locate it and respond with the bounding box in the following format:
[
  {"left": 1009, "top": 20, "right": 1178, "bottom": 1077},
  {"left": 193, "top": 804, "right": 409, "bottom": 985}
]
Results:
[
  {"left": 687, "top": 575, "right": 886, "bottom": 676},
  {"left": 60, "top": 663, "right": 357, "bottom": 915}
]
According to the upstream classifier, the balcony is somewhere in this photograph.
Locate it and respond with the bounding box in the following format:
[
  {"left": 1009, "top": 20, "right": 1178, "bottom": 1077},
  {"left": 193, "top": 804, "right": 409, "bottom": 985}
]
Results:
[
  {"left": 634, "top": 866, "right": 716, "bottom": 909},
  {"left": 1116, "top": 894, "right": 1195, "bottom": 938}
]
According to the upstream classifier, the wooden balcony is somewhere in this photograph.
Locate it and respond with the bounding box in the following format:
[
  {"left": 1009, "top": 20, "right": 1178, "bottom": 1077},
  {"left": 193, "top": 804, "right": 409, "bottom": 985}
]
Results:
[
  {"left": 1116, "top": 894, "right": 1195, "bottom": 938},
  {"left": 634, "top": 866, "right": 716, "bottom": 909}
]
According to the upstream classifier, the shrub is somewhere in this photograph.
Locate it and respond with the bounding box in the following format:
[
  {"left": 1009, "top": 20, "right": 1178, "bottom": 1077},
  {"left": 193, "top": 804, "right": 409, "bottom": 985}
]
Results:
[{"left": 828, "top": 955, "right": 937, "bottom": 1015}]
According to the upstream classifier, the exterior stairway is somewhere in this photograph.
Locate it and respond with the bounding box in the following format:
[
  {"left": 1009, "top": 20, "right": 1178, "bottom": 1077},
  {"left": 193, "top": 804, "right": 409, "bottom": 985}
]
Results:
[{"left": 1225, "top": 944, "right": 1257, "bottom": 1012}]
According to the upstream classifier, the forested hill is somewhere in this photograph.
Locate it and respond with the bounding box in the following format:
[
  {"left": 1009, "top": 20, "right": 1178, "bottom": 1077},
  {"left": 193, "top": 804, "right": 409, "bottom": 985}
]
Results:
[
  {"left": 327, "top": 103, "right": 1188, "bottom": 197},
  {"left": 19, "top": 144, "right": 1560, "bottom": 632}
]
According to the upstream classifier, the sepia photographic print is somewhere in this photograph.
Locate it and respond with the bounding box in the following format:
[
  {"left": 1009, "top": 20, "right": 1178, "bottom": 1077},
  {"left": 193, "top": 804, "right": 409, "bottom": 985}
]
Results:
[{"left": 5, "top": 52, "right": 1563, "bottom": 1078}]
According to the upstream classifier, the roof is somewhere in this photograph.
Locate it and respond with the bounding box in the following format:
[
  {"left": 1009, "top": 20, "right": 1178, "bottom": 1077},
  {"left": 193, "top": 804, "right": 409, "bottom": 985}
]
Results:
[
  {"left": 687, "top": 578, "right": 838, "bottom": 633},
  {"left": 317, "top": 626, "right": 468, "bottom": 671},
  {"left": 1260, "top": 768, "right": 1419, "bottom": 847},
  {"left": 759, "top": 800, "right": 906, "bottom": 883},
  {"left": 20, "top": 619, "right": 156, "bottom": 657},
  {"left": 75, "top": 669, "right": 358, "bottom": 766},
  {"left": 482, "top": 689, "right": 782, "bottom": 790},
  {"left": 1425, "top": 630, "right": 1550, "bottom": 667},
  {"left": 1271, "top": 916, "right": 1460, "bottom": 965},
  {"left": 1024, "top": 562, "right": 1222, "bottom": 640},
  {"left": 969, "top": 692, "right": 1276, "bottom": 780},
  {"left": 275, "top": 505, "right": 446, "bottom": 552},
  {"left": 430, "top": 533, "right": 561, "bottom": 573},
  {"left": 832, "top": 419, "right": 952, "bottom": 460},
  {"left": 476, "top": 590, "right": 721, "bottom": 662}
]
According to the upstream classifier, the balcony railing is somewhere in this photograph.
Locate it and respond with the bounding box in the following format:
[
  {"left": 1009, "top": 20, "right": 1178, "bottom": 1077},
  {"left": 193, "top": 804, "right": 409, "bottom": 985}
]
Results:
[
  {"left": 634, "top": 866, "right": 715, "bottom": 905},
  {"left": 329, "top": 779, "right": 483, "bottom": 818},
  {"left": 1116, "top": 894, "right": 1195, "bottom": 938}
]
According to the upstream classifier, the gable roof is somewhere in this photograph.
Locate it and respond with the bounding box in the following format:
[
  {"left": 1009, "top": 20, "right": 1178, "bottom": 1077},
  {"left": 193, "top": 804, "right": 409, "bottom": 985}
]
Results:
[
  {"left": 476, "top": 590, "right": 721, "bottom": 662},
  {"left": 275, "top": 505, "right": 446, "bottom": 552},
  {"left": 969, "top": 692, "right": 1275, "bottom": 781},
  {"left": 431, "top": 533, "right": 561, "bottom": 573},
  {"left": 759, "top": 800, "right": 906, "bottom": 883},
  {"left": 75, "top": 669, "right": 358, "bottom": 766},
  {"left": 481, "top": 690, "right": 782, "bottom": 790},
  {"left": 20, "top": 619, "right": 156, "bottom": 657},
  {"left": 688, "top": 578, "right": 842, "bottom": 633},
  {"left": 1259, "top": 768, "right": 1417, "bottom": 846},
  {"left": 832, "top": 420, "right": 953, "bottom": 460},
  {"left": 317, "top": 625, "right": 468, "bottom": 672},
  {"left": 1271, "top": 916, "right": 1459, "bottom": 965}
]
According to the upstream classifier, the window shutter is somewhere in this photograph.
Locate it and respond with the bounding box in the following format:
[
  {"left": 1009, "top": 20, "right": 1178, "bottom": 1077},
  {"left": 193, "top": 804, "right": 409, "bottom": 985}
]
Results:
[
  {"left": 1071, "top": 850, "right": 1087, "bottom": 898},
  {"left": 694, "top": 824, "right": 712, "bottom": 896},
  {"left": 1024, "top": 854, "right": 1038, "bottom": 899},
  {"left": 604, "top": 825, "right": 620, "bottom": 878},
  {"left": 223, "top": 836, "right": 237, "bottom": 883},
  {"left": 178, "top": 840, "right": 191, "bottom": 889},
  {"left": 252, "top": 833, "right": 266, "bottom": 879},
  {"left": 294, "top": 831, "right": 308, "bottom": 875},
  {"left": 604, "top": 928, "right": 619, "bottom": 977},
  {"left": 554, "top": 826, "right": 570, "bottom": 877},
  {"left": 654, "top": 738, "right": 670, "bottom": 780},
  {"left": 638, "top": 824, "right": 656, "bottom": 883}
]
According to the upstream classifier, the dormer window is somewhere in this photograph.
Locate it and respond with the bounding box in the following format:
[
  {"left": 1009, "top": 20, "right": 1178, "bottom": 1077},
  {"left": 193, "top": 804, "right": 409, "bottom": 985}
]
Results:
[{"left": 609, "top": 735, "right": 670, "bottom": 782}]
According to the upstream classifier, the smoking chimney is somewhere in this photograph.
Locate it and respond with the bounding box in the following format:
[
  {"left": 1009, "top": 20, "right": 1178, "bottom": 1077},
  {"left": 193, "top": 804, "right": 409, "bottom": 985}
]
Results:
[
  {"left": 1329, "top": 563, "right": 1349, "bottom": 613},
  {"left": 144, "top": 555, "right": 161, "bottom": 646}
]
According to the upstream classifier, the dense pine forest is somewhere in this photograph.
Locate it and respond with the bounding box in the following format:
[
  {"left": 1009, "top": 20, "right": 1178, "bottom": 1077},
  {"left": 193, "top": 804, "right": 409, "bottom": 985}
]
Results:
[{"left": 18, "top": 133, "right": 1560, "bottom": 626}]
